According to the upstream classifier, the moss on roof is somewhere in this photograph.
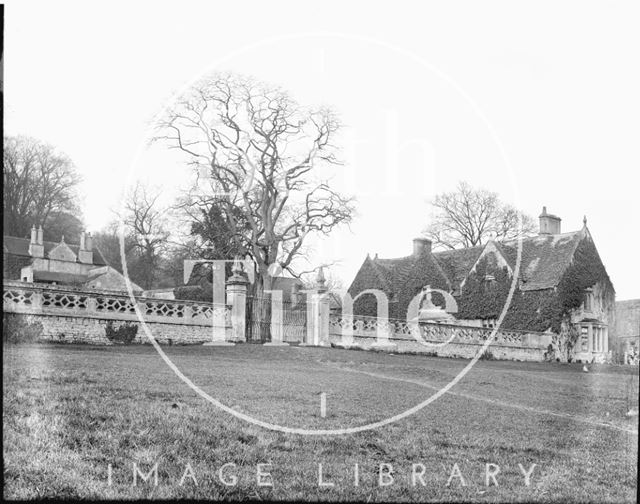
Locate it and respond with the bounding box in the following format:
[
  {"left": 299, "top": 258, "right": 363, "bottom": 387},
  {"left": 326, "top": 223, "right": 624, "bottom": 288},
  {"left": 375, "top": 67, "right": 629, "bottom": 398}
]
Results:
[{"left": 348, "top": 226, "right": 614, "bottom": 326}]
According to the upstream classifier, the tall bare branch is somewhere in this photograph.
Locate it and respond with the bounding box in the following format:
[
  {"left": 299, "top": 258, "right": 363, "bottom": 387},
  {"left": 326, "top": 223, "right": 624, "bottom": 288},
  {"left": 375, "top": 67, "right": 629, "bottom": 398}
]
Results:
[
  {"left": 154, "top": 73, "right": 355, "bottom": 291},
  {"left": 423, "top": 181, "right": 536, "bottom": 249}
]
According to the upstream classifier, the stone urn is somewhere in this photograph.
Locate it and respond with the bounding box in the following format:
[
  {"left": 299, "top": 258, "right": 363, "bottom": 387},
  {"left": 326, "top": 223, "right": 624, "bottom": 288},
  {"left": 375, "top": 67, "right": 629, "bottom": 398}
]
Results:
[{"left": 413, "top": 285, "right": 455, "bottom": 324}]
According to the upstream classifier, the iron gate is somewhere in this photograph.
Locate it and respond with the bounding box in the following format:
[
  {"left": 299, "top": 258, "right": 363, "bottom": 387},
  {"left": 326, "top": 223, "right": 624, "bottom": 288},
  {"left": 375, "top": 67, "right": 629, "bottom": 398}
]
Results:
[{"left": 245, "top": 295, "right": 307, "bottom": 343}]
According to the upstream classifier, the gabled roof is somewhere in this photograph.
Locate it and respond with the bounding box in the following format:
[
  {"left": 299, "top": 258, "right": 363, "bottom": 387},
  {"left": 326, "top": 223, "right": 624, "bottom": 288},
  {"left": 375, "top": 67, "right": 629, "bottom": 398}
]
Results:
[
  {"left": 456, "top": 241, "right": 515, "bottom": 292},
  {"left": 350, "top": 252, "right": 451, "bottom": 296},
  {"left": 499, "top": 230, "right": 584, "bottom": 291},
  {"left": 86, "top": 266, "right": 143, "bottom": 293},
  {"left": 350, "top": 228, "right": 591, "bottom": 296},
  {"left": 431, "top": 246, "right": 484, "bottom": 290},
  {"left": 48, "top": 240, "right": 77, "bottom": 262},
  {"left": 3, "top": 235, "right": 108, "bottom": 266}
]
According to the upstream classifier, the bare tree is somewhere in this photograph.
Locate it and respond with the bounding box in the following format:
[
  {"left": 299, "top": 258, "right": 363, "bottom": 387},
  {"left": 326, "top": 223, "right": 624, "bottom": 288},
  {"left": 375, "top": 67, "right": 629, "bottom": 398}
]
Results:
[
  {"left": 92, "top": 220, "right": 138, "bottom": 274},
  {"left": 121, "top": 182, "right": 170, "bottom": 289},
  {"left": 424, "top": 181, "right": 536, "bottom": 249},
  {"left": 299, "top": 266, "right": 344, "bottom": 292},
  {"left": 3, "top": 135, "right": 82, "bottom": 237},
  {"left": 155, "top": 73, "right": 355, "bottom": 292}
]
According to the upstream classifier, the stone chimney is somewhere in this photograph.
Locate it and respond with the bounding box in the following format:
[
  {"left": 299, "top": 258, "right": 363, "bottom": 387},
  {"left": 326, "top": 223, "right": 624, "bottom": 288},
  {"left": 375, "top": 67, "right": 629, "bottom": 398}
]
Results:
[
  {"left": 538, "top": 206, "right": 561, "bottom": 235},
  {"left": 28, "top": 224, "right": 45, "bottom": 258},
  {"left": 413, "top": 237, "right": 432, "bottom": 257},
  {"left": 78, "top": 231, "right": 94, "bottom": 264}
]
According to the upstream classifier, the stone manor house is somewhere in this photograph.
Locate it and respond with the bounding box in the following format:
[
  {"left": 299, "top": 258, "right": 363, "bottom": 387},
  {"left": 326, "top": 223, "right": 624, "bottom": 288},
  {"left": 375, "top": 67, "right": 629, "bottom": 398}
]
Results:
[
  {"left": 348, "top": 207, "right": 616, "bottom": 362},
  {"left": 3, "top": 225, "right": 141, "bottom": 292}
]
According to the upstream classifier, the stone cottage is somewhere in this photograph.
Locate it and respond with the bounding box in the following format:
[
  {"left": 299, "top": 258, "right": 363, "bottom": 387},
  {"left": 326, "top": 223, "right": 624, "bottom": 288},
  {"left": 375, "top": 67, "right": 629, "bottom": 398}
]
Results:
[
  {"left": 348, "top": 207, "right": 615, "bottom": 362},
  {"left": 3, "top": 225, "right": 142, "bottom": 293}
]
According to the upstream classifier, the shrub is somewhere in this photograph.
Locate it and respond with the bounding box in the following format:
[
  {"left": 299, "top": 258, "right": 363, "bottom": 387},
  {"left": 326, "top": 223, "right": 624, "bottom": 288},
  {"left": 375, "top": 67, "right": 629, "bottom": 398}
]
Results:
[
  {"left": 174, "top": 285, "right": 212, "bottom": 302},
  {"left": 543, "top": 344, "right": 556, "bottom": 362},
  {"left": 104, "top": 321, "right": 138, "bottom": 344},
  {"left": 479, "top": 349, "right": 495, "bottom": 360},
  {"left": 2, "top": 314, "right": 44, "bottom": 344}
]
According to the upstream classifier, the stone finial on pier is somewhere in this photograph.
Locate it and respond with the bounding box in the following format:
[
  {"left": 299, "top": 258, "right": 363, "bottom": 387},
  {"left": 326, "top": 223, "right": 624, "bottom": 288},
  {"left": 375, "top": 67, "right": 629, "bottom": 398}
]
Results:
[{"left": 316, "top": 266, "right": 327, "bottom": 292}]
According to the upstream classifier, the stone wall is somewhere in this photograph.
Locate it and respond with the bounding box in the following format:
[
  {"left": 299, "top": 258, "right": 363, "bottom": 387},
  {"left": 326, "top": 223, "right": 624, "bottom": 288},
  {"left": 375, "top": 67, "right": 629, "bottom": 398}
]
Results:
[
  {"left": 3, "top": 281, "right": 233, "bottom": 345},
  {"left": 3, "top": 312, "right": 231, "bottom": 345},
  {"left": 329, "top": 314, "right": 553, "bottom": 362}
]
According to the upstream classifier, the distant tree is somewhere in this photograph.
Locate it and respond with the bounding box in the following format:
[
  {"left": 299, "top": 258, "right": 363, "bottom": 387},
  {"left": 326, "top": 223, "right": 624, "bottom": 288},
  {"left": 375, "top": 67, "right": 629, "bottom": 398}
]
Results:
[
  {"left": 92, "top": 221, "right": 138, "bottom": 275},
  {"left": 423, "top": 181, "right": 536, "bottom": 249},
  {"left": 121, "top": 182, "right": 170, "bottom": 289},
  {"left": 155, "top": 73, "right": 355, "bottom": 294},
  {"left": 43, "top": 210, "right": 84, "bottom": 243},
  {"left": 3, "top": 135, "right": 82, "bottom": 237},
  {"left": 160, "top": 241, "right": 202, "bottom": 287}
]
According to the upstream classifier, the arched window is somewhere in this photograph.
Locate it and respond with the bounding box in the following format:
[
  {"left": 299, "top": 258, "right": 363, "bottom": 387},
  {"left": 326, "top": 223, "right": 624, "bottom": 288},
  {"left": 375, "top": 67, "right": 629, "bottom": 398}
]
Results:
[
  {"left": 584, "top": 288, "right": 594, "bottom": 312},
  {"left": 484, "top": 274, "right": 496, "bottom": 292}
]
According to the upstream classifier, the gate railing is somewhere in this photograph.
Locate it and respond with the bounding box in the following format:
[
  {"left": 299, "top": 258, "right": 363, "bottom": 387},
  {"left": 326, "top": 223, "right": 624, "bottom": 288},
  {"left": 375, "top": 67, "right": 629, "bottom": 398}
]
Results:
[{"left": 245, "top": 295, "right": 308, "bottom": 343}]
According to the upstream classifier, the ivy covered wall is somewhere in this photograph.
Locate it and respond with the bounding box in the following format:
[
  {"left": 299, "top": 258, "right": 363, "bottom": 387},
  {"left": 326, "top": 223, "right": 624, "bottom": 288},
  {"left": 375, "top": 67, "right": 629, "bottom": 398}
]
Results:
[{"left": 456, "top": 235, "right": 615, "bottom": 334}]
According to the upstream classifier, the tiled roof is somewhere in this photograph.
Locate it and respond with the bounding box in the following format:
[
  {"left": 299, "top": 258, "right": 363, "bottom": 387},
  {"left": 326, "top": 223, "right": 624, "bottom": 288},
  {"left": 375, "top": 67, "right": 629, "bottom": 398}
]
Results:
[
  {"left": 349, "top": 253, "right": 451, "bottom": 300},
  {"left": 432, "top": 246, "right": 484, "bottom": 290},
  {"left": 499, "top": 230, "right": 584, "bottom": 291},
  {"left": 347, "top": 252, "right": 452, "bottom": 319},
  {"left": 3, "top": 235, "right": 108, "bottom": 266},
  {"left": 350, "top": 229, "right": 589, "bottom": 298}
]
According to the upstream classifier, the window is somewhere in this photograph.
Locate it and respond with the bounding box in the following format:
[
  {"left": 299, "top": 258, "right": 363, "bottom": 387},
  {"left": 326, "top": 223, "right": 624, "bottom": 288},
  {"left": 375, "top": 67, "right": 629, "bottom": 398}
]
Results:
[
  {"left": 580, "top": 326, "right": 589, "bottom": 351},
  {"left": 483, "top": 274, "right": 496, "bottom": 292},
  {"left": 584, "top": 289, "right": 593, "bottom": 311},
  {"left": 482, "top": 318, "right": 497, "bottom": 329}
]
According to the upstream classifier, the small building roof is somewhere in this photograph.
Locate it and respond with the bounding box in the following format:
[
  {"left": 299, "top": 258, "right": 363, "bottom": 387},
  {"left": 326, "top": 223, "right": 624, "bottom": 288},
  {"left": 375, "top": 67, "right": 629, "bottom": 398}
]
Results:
[{"left": 3, "top": 235, "right": 107, "bottom": 266}]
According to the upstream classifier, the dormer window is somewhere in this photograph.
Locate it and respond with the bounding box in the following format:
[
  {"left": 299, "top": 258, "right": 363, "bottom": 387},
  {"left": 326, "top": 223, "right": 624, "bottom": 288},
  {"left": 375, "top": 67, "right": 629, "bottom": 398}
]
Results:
[
  {"left": 484, "top": 274, "right": 496, "bottom": 292},
  {"left": 482, "top": 318, "right": 497, "bottom": 329},
  {"left": 584, "top": 288, "right": 594, "bottom": 312}
]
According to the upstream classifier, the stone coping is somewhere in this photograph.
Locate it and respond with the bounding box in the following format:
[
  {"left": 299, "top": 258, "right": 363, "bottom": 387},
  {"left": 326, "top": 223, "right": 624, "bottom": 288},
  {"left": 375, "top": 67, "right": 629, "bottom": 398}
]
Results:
[
  {"left": 330, "top": 313, "right": 549, "bottom": 336},
  {"left": 3, "top": 280, "right": 228, "bottom": 309}
]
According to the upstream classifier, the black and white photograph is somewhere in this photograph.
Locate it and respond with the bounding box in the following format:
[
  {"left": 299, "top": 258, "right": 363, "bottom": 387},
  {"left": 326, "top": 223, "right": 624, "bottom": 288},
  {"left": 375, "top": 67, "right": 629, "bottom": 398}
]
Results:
[{"left": 2, "top": 1, "right": 639, "bottom": 501}]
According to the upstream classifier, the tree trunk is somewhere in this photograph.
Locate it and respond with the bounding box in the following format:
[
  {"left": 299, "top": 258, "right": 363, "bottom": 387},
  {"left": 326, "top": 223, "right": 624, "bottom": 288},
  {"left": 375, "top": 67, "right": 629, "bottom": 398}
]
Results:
[{"left": 255, "top": 265, "right": 273, "bottom": 342}]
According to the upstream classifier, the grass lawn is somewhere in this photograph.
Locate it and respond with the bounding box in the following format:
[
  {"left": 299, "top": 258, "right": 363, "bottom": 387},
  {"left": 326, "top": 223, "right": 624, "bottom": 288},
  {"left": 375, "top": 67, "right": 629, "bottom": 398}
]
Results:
[{"left": 3, "top": 342, "right": 638, "bottom": 501}]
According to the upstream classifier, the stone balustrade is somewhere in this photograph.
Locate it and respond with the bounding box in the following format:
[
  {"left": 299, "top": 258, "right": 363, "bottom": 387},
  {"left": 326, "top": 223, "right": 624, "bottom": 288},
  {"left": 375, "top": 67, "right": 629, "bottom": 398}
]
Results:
[
  {"left": 3, "top": 280, "right": 231, "bottom": 326},
  {"left": 3, "top": 281, "right": 233, "bottom": 345},
  {"left": 329, "top": 313, "right": 553, "bottom": 361},
  {"left": 3, "top": 280, "right": 554, "bottom": 359}
]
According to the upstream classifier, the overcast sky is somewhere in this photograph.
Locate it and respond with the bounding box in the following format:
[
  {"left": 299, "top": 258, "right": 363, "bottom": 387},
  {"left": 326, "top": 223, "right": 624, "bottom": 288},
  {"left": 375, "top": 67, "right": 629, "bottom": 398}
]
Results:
[{"left": 4, "top": 0, "right": 639, "bottom": 299}]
